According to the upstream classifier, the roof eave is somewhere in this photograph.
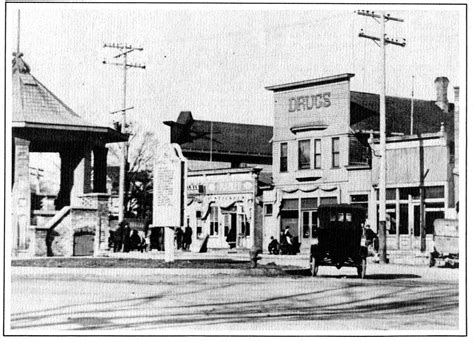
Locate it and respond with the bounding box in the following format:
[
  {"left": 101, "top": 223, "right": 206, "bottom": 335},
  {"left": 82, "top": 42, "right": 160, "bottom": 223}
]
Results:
[
  {"left": 265, "top": 73, "right": 355, "bottom": 92},
  {"left": 12, "top": 121, "right": 128, "bottom": 143}
]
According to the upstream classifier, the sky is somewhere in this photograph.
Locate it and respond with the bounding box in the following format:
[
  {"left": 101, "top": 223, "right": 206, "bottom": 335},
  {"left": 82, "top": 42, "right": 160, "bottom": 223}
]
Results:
[{"left": 6, "top": 3, "right": 464, "bottom": 170}]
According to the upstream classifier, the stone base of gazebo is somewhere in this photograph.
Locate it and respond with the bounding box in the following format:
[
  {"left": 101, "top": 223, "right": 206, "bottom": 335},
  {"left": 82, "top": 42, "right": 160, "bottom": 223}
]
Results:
[{"left": 31, "top": 193, "right": 111, "bottom": 257}]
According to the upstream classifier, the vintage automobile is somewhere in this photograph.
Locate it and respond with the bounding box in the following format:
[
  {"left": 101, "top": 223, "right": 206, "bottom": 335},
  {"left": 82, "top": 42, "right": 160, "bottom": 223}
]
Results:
[
  {"left": 309, "top": 204, "right": 368, "bottom": 278},
  {"left": 429, "top": 218, "right": 459, "bottom": 268}
]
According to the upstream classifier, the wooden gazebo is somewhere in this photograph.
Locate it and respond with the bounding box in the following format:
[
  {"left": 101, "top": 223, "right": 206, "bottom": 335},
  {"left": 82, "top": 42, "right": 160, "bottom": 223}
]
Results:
[{"left": 11, "top": 54, "right": 127, "bottom": 257}]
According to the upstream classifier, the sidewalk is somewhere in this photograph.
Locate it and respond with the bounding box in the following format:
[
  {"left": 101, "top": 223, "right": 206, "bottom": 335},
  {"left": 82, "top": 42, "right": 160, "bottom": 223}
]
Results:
[{"left": 13, "top": 248, "right": 430, "bottom": 268}]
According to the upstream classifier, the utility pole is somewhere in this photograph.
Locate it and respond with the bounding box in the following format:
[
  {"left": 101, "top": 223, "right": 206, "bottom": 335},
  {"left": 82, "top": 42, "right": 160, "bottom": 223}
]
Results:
[
  {"left": 357, "top": 10, "right": 406, "bottom": 264},
  {"left": 103, "top": 43, "right": 145, "bottom": 222},
  {"left": 210, "top": 121, "right": 213, "bottom": 162},
  {"left": 410, "top": 75, "right": 415, "bottom": 135}
]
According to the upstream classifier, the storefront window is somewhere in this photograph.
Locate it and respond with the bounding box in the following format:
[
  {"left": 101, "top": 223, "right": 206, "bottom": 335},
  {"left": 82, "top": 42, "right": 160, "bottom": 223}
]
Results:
[
  {"left": 332, "top": 137, "right": 340, "bottom": 168},
  {"left": 223, "top": 213, "right": 230, "bottom": 236},
  {"left": 414, "top": 205, "right": 420, "bottom": 236},
  {"left": 424, "top": 186, "right": 444, "bottom": 199},
  {"left": 426, "top": 211, "right": 444, "bottom": 235},
  {"left": 314, "top": 139, "right": 321, "bottom": 169},
  {"left": 210, "top": 206, "right": 219, "bottom": 236},
  {"left": 281, "top": 199, "right": 298, "bottom": 210},
  {"left": 399, "top": 204, "right": 409, "bottom": 234},
  {"left": 298, "top": 140, "right": 311, "bottom": 170},
  {"left": 376, "top": 188, "right": 396, "bottom": 200},
  {"left": 280, "top": 143, "right": 288, "bottom": 172},
  {"left": 320, "top": 196, "right": 337, "bottom": 205},
  {"left": 387, "top": 204, "right": 396, "bottom": 235},
  {"left": 303, "top": 211, "right": 310, "bottom": 238},
  {"left": 400, "top": 187, "right": 420, "bottom": 200}
]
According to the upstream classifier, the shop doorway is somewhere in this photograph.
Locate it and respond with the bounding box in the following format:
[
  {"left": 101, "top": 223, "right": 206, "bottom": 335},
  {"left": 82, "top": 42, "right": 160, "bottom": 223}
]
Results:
[
  {"left": 280, "top": 211, "right": 298, "bottom": 242},
  {"left": 224, "top": 212, "right": 237, "bottom": 248}
]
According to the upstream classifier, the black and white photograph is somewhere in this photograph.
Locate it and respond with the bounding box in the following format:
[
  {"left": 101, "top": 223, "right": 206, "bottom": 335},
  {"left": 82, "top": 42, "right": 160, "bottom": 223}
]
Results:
[{"left": 3, "top": 1, "right": 470, "bottom": 339}]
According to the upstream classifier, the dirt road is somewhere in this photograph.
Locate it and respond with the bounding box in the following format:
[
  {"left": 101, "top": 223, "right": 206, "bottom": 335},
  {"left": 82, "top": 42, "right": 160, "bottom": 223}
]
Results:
[{"left": 7, "top": 263, "right": 460, "bottom": 334}]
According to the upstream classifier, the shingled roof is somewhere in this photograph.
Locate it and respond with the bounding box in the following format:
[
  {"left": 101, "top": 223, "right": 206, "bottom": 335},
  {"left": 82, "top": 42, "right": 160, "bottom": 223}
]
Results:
[
  {"left": 350, "top": 91, "right": 454, "bottom": 138},
  {"left": 12, "top": 54, "right": 126, "bottom": 143},
  {"left": 164, "top": 112, "right": 273, "bottom": 158}
]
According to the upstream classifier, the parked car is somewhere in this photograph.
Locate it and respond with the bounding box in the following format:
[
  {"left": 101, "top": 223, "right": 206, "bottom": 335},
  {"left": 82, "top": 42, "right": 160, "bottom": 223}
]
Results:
[
  {"left": 430, "top": 218, "right": 458, "bottom": 268},
  {"left": 309, "top": 204, "right": 368, "bottom": 278}
]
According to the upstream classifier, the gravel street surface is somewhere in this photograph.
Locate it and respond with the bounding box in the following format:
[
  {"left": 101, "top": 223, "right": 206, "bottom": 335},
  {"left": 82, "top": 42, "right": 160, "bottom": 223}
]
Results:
[{"left": 7, "top": 255, "right": 460, "bottom": 334}]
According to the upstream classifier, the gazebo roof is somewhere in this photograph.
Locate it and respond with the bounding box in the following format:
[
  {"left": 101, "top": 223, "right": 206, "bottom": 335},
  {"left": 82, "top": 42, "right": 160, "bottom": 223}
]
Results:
[{"left": 12, "top": 54, "right": 127, "bottom": 145}]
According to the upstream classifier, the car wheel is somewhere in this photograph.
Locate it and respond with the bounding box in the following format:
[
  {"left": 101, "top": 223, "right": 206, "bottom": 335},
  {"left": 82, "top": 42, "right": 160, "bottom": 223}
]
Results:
[
  {"left": 310, "top": 256, "right": 318, "bottom": 277},
  {"left": 357, "top": 258, "right": 367, "bottom": 279}
]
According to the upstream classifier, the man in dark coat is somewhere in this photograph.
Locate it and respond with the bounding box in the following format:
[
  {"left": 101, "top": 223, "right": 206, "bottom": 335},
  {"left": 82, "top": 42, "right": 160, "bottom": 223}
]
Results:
[
  {"left": 226, "top": 227, "right": 236, "bottom": 249},
  {"left": 183, "top": 226, "right": 193, "bottom": 251},
  {"left": 122, "top": 222, "right": 131, "bottom": 253},
  {"left": 113, "top": 223, "right": 124, "bottom": 252}
]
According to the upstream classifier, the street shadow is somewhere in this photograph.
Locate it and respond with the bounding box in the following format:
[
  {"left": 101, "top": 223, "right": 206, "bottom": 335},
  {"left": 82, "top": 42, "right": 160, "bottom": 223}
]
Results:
[
  {"left": 10, "top": 275, "right": 458, "bottom": 331},
  {"left": 283, "top": 268, "right": 421, "bottom": 280}
]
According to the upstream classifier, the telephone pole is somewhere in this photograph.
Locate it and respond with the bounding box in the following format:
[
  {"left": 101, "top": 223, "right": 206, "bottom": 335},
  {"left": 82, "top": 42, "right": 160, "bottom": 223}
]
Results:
[
  {"left": 357, "top": 10, "right": 406, "bottom": 264},
  {"left": 103, "top": 43, "right": 145, "bottom": 222}
]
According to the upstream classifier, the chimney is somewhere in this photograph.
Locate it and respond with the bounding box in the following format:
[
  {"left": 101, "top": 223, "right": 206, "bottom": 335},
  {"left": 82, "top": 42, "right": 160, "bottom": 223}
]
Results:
[{"left": 434, "top": 76, "right": 450, "bottom": 113}]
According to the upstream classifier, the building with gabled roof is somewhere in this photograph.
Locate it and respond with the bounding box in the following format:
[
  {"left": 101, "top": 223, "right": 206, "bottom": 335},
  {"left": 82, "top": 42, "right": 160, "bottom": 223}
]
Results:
[{"left": 164, "top": 111, "right": 272, "bottom": 168}]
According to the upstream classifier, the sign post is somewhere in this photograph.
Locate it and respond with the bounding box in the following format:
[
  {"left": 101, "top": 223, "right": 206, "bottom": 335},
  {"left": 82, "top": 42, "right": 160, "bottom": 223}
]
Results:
[{"left": 153, "top": 143, "right": 187, "bottom": 262}]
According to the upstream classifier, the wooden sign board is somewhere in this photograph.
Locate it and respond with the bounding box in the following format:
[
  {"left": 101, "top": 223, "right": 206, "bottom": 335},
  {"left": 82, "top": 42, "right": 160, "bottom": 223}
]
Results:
[{"left": 153, "top": 143, "right": 187, "bottom": 227}]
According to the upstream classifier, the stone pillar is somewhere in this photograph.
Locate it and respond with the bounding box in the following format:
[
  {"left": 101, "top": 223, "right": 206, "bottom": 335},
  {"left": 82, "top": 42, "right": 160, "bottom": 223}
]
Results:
[
  {"left": 93, "top": 147, "right": 108, "bottom": 193},
  {"left": 71, "top": 150, "right": 92, "bottom": 205},
  {"left": 12, "top": 138, "right": 32, "bottom": 255},
  {"left": 78, "top": 193, "right": 111, "bottom": 255}
]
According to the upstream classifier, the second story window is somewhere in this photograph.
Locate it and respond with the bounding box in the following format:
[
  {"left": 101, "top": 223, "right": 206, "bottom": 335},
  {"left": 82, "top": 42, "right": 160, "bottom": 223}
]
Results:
[
  {"left": 280, "top": 143, "right": 288, "bottom": 172},
  {"left": 314, "top": 139, "right": 321, "bottom": 169},
  {"left": 332, "top": 137, "right": 340, "bottom": 168},
  {"left": 298, "top": 140, "right": 310, "bottom": 170}
]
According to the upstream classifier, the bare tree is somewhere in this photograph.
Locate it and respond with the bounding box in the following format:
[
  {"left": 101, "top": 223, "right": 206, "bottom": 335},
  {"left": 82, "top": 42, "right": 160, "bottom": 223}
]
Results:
[{"left": 108, "top": 122, "right": 159, "bottom": 218}]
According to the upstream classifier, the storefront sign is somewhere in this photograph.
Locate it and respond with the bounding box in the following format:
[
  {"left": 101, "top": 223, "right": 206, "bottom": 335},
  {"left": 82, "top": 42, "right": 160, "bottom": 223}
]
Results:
[
  {"left": 288, "top": 92, "right": 331, "bottom": 112},
  {"left": 207, "top": 180, "right": 254, "bottom": 194},
  {"left": 187, "top": 183, "right": 205, "bottom": 195}
]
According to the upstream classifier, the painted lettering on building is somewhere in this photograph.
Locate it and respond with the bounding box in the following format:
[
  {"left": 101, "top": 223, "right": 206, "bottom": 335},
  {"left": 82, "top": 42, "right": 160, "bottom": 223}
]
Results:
[
  {"left": 288, "top": 92, "right": 331, "bottom": 112},
  {"left": 187, "top": 183, "right": 205, "bottom": 195}
]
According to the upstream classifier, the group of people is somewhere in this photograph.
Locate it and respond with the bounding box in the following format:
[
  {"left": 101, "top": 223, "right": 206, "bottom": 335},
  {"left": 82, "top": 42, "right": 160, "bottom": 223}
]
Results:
[
  {"left": 109, "top": 221, "right": 193, "bottom": 253},
  {"left": 267, "top": 226, "right": 300, "bottom": 255},
  {"left": 109, "top": 221, "right": 148, "bottom": 253},
  {"left": 267, "top": 224, "right": 379, "bottom": 256},
  {"left": 175, "top": 226, "right": 193, "bottom": 251}
]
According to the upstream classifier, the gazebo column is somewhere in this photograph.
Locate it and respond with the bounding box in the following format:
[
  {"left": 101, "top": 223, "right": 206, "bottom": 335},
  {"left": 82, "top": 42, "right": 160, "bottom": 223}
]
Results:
[
  {"left": 71, "top": 150, "right": 92, "bottom": 206},
  {"left": 55, "top": 148, "right": 92, "bottom": 209},
  {"left": 93, "top": 147, "right": 108, "bottom": 193},
  {"left": 12, "top": 138, "right": 32, "bottom": 254}
]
